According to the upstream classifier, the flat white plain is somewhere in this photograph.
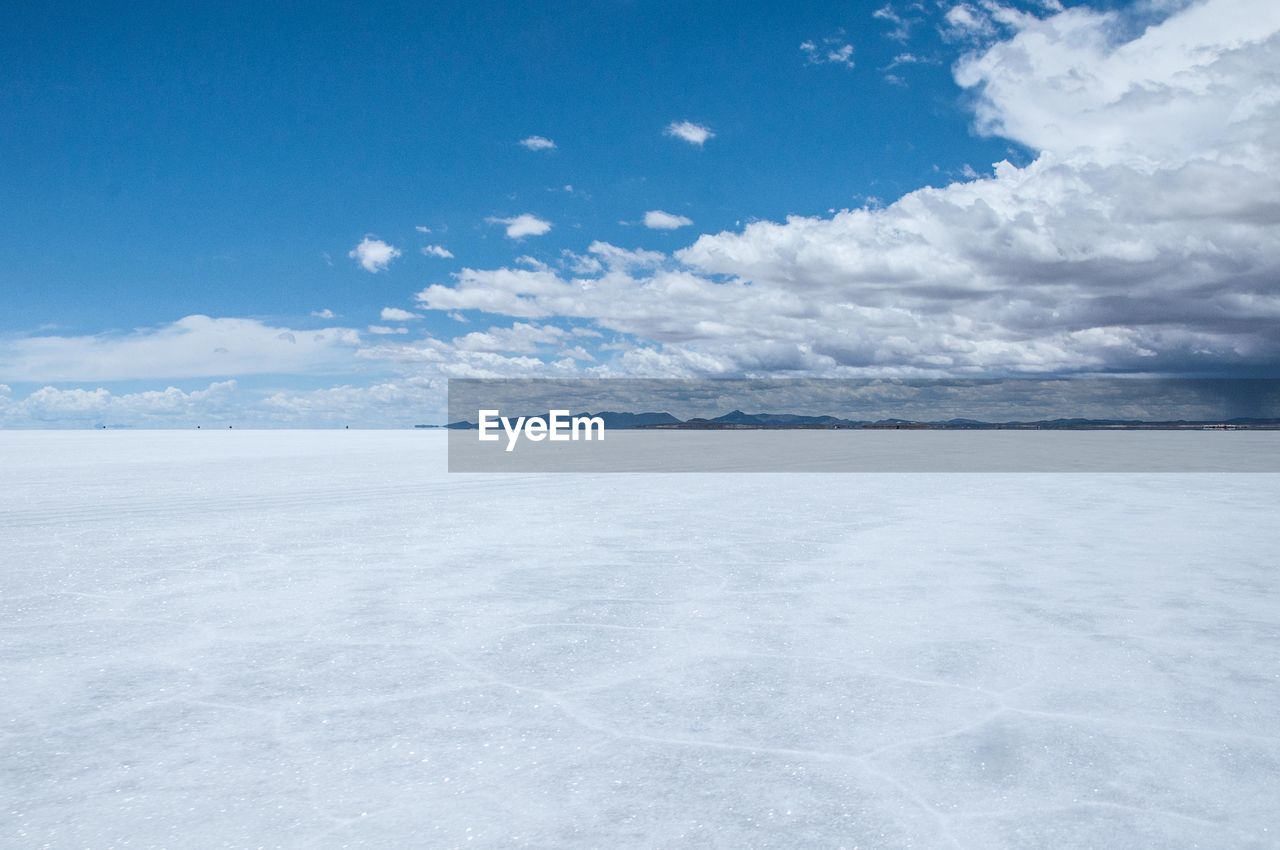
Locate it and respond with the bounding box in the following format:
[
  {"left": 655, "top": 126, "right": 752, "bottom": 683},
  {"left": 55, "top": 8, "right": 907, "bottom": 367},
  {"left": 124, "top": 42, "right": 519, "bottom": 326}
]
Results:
[{"left": 2, "top": 431, "right": 1278, "bottom": 848}]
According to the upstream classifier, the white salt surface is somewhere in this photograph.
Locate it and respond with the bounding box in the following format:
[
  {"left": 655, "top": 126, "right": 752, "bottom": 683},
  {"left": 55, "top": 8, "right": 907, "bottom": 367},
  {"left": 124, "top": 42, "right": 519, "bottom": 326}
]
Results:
[{"left": 2, "top": 430, "right": 1278, "bottom": 848}]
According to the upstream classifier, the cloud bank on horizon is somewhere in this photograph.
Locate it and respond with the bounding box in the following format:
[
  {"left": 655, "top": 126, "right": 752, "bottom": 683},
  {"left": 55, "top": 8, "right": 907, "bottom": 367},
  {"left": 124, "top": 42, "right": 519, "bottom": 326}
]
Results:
[{"left": 3, "top": 0, "right": 1279, "bottom": 426}]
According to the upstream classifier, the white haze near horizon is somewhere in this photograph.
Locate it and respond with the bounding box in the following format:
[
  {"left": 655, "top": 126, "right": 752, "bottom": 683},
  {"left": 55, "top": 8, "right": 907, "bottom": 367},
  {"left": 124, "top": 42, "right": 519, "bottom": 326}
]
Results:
[{"left": 3, "top": 431, "right": 1278, "bottom": 848}]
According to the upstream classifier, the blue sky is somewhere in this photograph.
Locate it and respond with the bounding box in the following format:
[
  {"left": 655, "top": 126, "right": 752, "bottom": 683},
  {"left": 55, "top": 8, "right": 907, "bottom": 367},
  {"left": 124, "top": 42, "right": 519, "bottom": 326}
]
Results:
[
  {"left": 3, "top": 0, "right": 1279, "bottom": 425},
  {"left": 3, "top": 0, "right": 1021, "bottom": 332}
]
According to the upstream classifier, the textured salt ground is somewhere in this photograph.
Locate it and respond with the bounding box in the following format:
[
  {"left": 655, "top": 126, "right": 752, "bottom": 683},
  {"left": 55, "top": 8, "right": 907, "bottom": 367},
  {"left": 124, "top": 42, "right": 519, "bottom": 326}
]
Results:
[{"left": 1, "top": 430, "right": 1278, "bottom": 849}]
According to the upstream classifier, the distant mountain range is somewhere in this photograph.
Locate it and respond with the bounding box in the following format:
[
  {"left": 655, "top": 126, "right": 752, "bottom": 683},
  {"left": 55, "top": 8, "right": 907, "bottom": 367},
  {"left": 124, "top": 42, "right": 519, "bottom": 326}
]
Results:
[
  {"left": 434, "top": 411, "right": 681, "bottom": 429},
  {"left": 432, "top": 410, "right": 1280, "bottom": 430}
]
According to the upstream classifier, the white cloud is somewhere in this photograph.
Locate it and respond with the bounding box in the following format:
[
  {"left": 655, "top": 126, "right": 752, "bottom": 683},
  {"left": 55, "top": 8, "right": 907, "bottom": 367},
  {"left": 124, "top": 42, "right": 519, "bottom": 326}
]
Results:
[
  {"left": 310, "top": 309, "right": 335, "bottom": 319},
  {"left": 873, "top": 3, "right": 915, "bottom": 41},
  {"left": 560, "top": 242, "right": 666, "bottom": 276},
  {"left": 421, "top": 244, "right": 454, "bottom": 258},
  {"left": 380, "top": 307, "right": 421, "bottom": 321},
  {"left": 367, "top": 325, "right": 410, "bottom": 335},
  {"left": 452, "top": 322, "right": 566, "bottom": 354},
  {"left": 0, "top": 316, "right": 362, "bottom": 382},
  {"left": 10, "top": 0, "right": 1276, "bottom": 423},
  {"left": 515, "top": 255, "right": 549, "bottom": 270},
  {"left": 519, "top": 135, "right": 557, "bottom": 151},
  {"left": 0, "top": 376, "right": 446, "bottom": 428},
  {"left": 644, "top": 210, "right": 694, "bottom": 230},
  {"left": 940, "top": 1, "right": 1034, "bottom": 42},
  {"left": 260, "top": 379, "right": 448, "bottom": 425},
  {"left": 586, "top": 241, "right": 666, "bottom": 270},
  {"left": 954, "top": 0, "right": 1280, "bottom": 164},
  {"left": 801, "top": 37, "right": 855, "bottom": 68},
  {"left": 664, "top": 121, "right": 714, "bottom": 147},
  {"left": 560, "top": 345, "right": 595, "bottom": 361},
  {"left": 945, "top": 4, "right": 986, "bottom": 32},
  {"left": 415, "top": 225, "right": 432, "bottom": 233},
  {"left": 348, "top": 236, "right": 401, "bottom": 273},
  {"left": 881, "top": 51, "right": 937, "bottom": 86},
  {"left": 354, "top": 333, "right": 588, "bottom": 380},
  {"left": 0, "top": 380, "right": 240, "bottom": 426},
  {"left": 414, "top": 0, "right": 1280, "bottom": 377},
  {"left": 886, "top": 52, "right": 931, "bottom": 69},
  {"left": 487, "top": 214, "right": 553, "bottom": 239},
  {"left": 563, "top": 251, "right": 603, "bottom": 275}
]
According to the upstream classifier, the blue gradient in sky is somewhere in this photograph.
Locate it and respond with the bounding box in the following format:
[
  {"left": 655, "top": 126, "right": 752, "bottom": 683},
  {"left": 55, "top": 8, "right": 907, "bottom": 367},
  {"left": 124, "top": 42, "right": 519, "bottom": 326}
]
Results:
[{"left": 1, "top": 0, "right": 1042, "bottom": 337}]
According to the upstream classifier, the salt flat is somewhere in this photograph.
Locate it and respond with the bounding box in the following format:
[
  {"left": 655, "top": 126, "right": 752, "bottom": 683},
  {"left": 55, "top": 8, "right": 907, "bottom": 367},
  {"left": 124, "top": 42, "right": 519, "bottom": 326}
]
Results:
[{"left": 2, "top": 430, "right": 1278, "bottom": 849}]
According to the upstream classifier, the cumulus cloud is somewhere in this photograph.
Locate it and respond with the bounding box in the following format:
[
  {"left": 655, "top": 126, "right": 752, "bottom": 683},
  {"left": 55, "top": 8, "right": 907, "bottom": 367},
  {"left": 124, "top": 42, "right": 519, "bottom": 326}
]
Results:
[
  {"left": 0, "top": 316, "right": 362, "bottom": 382},
  {"left": 0, "top": 318, "right": 614, "bottom": 424},
  {"left": 421, "top": 244, "right": 454, "bottom": 258},
  {"left": 0, "top": 380, "right": 240, "bottom": 426},
  {"left": 953, "top": 1, "right": 1280, "bottom": 164},
  {"left": 487, "top": 214, "right": 553, "bottom": 239},
  {"left": 0, "top": 376, "right": 450, "bottom": 428},
  {"left": 519, "top": 135, "right": 557, "bottom": 151},
  {"left": 355, "top": 332, "right": 589, "bottom": 380},
  {"left": 664, "top": 121, "right": 714, "bottom": 146},
  {"left": 380, "top": 307, "right": 421, "bottom": 321},
  {"left": 412, "top": 0, "right": 1280, "bottom": 378},
  {"left": 452, "top": 322, "right": 567, "bottom": 354},
  {"left": 12, "top": 0, "right": 1277, "bottom": 424},
  {"left": 310, "top": 308, "right": 336, "bottom": 319},
  {"left": 261, "top": 379, "right": 449, "bottom": 425},
  {"left": 560, "top": 242, "right": 666, "bottom": 275},
  {"left": 943, "top": 4, "right": 995, "bottom": 40},
  {"left": 348, "top": 236, "right": 401, "bottom": 273},
  {"left": 644, "top": 210, "right": 694, "bottom": 230}
]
